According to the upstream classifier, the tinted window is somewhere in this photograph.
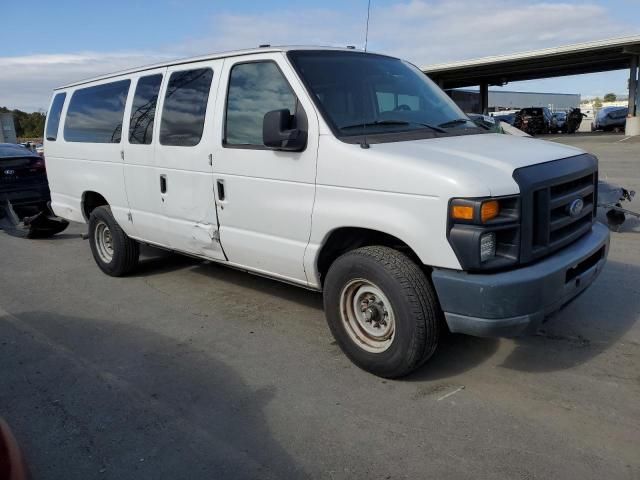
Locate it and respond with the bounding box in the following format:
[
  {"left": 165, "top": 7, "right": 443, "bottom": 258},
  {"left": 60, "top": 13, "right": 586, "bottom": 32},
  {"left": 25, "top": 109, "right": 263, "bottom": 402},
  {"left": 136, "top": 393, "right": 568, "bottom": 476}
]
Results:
[
  {"left": 225, "top": 62, "right": 297, "bottom": 146},
  {"left": 129, "top": 74, "right": 162, "bottom": 144},
  {"left": 64, "top": 80, "right": 130, "bottom": 143},
  {"left": 46, "top": 93, "right": 66, "bottom": 141},
  {"left": 288, "top": 51, "right": 478, "bottom": 138},
  {"left": 160, "top": 68, "right": 213, "bottom": 146}
]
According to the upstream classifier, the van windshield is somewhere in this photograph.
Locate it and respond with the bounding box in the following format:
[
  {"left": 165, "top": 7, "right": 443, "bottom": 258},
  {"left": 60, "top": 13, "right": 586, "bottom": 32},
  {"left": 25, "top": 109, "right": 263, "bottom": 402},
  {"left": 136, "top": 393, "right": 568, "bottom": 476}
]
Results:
[{"left": 287, "top": 50, "right": 485, "bottom": 143}]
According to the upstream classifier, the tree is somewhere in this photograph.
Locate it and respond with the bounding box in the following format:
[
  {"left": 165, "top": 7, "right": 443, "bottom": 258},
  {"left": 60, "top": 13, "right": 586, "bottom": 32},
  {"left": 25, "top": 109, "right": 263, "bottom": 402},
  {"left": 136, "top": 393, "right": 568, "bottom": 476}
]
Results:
[
  {"left": 603, "top": 93, "right": 617, "bottom": 102},
  {"left": 593, "top": 97, "right": 603, "bottom": 108},
  {"left": 0, "top": 106, "right": 46, "bottom": 138}
]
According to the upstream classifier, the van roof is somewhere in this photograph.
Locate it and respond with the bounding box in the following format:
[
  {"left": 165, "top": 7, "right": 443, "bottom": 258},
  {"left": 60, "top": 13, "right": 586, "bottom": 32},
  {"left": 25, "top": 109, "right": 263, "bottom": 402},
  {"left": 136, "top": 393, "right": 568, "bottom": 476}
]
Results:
[{"left": 55, "top": 46, "right": 379, "bottom": 90}]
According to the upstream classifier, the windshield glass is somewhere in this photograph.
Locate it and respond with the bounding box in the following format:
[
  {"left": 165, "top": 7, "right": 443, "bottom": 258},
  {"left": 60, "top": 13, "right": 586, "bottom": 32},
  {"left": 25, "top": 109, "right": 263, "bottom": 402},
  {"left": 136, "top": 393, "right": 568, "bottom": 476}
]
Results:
[{"left": 287, "top": 50, "right": 482, "bottom": 140}]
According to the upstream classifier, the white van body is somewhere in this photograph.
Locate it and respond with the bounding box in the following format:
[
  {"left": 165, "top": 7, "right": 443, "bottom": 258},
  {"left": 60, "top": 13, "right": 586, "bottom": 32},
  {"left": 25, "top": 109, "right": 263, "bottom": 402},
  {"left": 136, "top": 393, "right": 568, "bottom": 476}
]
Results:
[{"left": 44, "top": 47, "right": 609, "bottom": 377}]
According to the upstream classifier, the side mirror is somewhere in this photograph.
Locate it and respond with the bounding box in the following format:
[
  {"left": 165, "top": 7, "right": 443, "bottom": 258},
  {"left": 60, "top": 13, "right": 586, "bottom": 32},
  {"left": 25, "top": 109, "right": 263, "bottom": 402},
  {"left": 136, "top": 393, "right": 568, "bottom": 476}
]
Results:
[{"left": 263, "top": 109, "right": 307, "bottom": 151}]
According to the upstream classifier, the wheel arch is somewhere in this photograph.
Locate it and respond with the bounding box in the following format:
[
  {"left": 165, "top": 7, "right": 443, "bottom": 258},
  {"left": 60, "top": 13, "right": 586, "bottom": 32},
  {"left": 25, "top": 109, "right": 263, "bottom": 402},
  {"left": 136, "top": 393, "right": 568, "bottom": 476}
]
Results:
[
  {"left": 316, "top": 227, "right": 425, "bottom": 286},
  {"left": 81, "top": 191, "right": 109, "bottom": 222}
]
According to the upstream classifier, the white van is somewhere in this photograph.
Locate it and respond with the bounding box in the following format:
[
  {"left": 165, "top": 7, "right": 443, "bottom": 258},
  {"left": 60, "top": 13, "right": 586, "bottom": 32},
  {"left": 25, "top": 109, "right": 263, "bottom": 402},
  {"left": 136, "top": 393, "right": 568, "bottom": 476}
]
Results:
[{"left": 44, "top": 47, "right": 609, "bottom": 377}]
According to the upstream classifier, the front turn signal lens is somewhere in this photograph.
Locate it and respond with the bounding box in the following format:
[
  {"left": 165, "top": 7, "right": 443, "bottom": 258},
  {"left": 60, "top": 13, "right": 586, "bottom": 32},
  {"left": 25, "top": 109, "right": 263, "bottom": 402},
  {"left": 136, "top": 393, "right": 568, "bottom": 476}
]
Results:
[
  {"left": 481, "top": 200, "right": 500, "bottom": 222},
  {"left": 451, "top": 205, "right": 474, "bottom": 220}
]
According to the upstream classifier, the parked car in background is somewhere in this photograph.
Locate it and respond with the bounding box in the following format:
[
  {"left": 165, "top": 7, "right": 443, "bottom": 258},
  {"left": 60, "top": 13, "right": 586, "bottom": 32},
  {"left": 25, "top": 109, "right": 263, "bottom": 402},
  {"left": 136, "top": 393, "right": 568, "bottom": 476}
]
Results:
[
  {"left": 551, "top": 111, "right": 567, "bottom": 133},
  {"left": 514, "top": 107, "right": 552, "bottom": 135},
  {"left": 0, "top": 143, "right": 68, "bottom": 238},
  {"left": 591, "top": 106, "right": 628, "bottom": 132},
  {"left": 491, "top": 113, "right": 516, "bottom": 126}
]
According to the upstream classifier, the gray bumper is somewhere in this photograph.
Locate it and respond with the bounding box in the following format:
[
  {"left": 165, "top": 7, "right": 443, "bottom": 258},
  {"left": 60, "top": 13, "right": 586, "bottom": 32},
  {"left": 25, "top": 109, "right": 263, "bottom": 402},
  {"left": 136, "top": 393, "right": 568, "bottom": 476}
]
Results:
[{"left": 431, "top": 222, "right": 610, "bottom": 337}]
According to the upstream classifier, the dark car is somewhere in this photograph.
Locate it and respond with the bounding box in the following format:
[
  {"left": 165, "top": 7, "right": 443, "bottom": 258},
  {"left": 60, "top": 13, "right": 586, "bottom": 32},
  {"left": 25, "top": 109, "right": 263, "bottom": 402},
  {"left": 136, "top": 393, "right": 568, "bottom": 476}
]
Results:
[
  {"left": 551, "top": 111, "right": 567, "bottom": 133},
  {"left": 591, "top": 106, "right": 628, "bottom": 132},
  {"left": 0, "top": 143, "right": 67, "bottom": 238},
  {"left": 514, "top": 107, "right": 552, "bottom": 135}
]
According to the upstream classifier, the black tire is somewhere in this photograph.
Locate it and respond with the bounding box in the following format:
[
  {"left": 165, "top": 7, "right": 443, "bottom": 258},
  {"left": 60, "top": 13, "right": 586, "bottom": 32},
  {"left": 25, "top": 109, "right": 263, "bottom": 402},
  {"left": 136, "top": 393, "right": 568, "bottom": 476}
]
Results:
[
  {"left": 88, "top": 206, "right": 139, "bottom": 276},
  {"left": 323, "top": 246, "right": 441, "bottom": 378}
]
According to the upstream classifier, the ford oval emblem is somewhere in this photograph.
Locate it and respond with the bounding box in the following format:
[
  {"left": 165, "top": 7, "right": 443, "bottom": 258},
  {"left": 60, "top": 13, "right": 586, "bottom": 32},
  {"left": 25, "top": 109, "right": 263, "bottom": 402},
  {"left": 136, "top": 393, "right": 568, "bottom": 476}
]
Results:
[
  {"left": 568, "top": 198, "right": 584, "bottom": 218},
  {"left": 4, "top": 169, "right": 15, "bottom": 176}
]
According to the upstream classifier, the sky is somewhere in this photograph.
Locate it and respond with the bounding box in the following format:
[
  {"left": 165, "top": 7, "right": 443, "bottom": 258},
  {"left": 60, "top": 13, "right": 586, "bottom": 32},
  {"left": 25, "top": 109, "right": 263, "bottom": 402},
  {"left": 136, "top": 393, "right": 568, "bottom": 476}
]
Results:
[{"left": 1, "top": 0, "right": 638, "bottom": 112}]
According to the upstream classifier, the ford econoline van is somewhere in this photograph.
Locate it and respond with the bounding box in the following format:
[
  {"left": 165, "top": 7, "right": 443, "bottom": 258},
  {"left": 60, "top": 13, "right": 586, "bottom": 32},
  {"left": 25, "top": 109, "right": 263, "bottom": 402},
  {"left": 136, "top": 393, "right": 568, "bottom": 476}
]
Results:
[{"left": 44, "top": 47, "right": 609, "bottom": 377}]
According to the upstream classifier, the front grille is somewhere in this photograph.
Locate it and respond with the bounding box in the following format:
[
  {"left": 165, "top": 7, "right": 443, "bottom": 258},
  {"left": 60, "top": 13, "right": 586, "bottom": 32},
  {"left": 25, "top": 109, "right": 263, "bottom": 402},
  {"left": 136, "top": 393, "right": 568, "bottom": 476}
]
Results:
[{"left": 514, "top": 154, "right": 598, "bottom": 264}]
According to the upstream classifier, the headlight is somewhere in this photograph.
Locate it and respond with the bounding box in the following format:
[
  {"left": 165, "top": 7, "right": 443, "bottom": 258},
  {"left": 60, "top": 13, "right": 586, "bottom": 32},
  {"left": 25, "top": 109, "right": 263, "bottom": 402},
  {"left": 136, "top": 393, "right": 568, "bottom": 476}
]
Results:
[{"left": 447, "top": 196, "right": 520, "bottom": 271}]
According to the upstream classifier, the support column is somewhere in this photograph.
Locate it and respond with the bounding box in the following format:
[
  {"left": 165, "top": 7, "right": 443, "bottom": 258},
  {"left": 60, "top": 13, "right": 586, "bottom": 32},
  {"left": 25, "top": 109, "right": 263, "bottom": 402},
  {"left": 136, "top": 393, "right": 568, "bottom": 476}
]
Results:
[
  {"left": 628, "top": 55, "right": 638, "bottom": 116},
  {"left": 626, "top": 55, "right": 640, "bottom": 136},
  {"left": 480, "top": 83, "right": 489, "bottom": 115}
]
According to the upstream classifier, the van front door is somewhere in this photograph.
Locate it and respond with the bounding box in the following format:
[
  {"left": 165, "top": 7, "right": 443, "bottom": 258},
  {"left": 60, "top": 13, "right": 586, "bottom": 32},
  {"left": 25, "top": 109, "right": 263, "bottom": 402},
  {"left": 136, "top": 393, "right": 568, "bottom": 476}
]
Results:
[
  {"left": 154, "top": 60, "right": 226, "bottom": 260},
  {"left": 211, "top": 54, "right": 319, "bottom": 285}
]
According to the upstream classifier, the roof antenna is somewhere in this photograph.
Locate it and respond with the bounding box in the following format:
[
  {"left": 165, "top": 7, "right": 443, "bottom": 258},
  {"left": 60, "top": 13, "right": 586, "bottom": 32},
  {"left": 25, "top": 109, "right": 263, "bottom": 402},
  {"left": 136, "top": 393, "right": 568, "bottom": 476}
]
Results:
[
  {"left": 360, "top": 0, "right": 372, "bottom": 149},
  {"left": 364, "top": 0, "right": 372, "bottom": 52}
]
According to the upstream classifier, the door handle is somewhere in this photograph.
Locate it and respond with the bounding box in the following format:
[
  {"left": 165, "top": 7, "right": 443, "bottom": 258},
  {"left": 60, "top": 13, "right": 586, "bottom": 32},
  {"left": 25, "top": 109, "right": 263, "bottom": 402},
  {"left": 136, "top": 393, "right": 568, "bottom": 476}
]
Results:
[
  {"left": 160, "top": 174, "right": 167, "bottom": 194},
  {"left": 216, "top": 179, "right": 226, "bottom": 202}
]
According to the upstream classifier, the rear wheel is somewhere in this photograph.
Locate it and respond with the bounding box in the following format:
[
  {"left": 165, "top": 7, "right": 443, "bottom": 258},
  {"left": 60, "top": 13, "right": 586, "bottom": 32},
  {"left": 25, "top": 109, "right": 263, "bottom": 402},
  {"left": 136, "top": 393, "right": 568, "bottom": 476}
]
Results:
[
  {"left": 323, "top": 246, "right": 441, "bottom": 378},
  {"left": 89, "top": 206, "right": 139, "bottom": 276}
]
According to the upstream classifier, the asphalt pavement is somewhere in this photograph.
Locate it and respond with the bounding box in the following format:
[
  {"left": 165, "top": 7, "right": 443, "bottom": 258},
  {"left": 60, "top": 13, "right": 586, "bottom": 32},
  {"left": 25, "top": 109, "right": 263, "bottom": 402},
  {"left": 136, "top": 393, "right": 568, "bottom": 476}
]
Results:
[{"left": 1, "top": 133, "right": 639, "bottom": 479}]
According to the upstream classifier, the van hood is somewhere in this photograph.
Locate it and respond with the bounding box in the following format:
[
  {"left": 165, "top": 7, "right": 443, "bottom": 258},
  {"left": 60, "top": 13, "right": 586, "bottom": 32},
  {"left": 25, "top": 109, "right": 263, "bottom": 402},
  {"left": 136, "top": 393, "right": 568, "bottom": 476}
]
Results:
[{"left": 319, "top": 133, "right": 586, "bottom": 198}]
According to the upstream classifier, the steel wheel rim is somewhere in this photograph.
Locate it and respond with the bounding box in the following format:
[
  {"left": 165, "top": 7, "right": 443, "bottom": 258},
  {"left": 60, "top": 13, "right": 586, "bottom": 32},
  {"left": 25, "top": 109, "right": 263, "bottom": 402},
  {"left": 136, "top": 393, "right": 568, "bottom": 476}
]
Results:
[
  {"left": 339, "top": 278, "right": 396, "bottom": 353},
  {"left": 94, "top": 220, "right": 114, "bottom": 264}
]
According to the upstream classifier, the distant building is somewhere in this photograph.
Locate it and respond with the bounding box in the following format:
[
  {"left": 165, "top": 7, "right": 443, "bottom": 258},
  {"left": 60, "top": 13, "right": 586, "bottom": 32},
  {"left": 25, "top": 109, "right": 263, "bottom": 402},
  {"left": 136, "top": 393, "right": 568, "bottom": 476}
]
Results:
[
  {"left": 446, "top": 89, "right": 581, "bottom": 114},
  {"left": 0, "top": 113, "right": 17, "bottom": 143}
]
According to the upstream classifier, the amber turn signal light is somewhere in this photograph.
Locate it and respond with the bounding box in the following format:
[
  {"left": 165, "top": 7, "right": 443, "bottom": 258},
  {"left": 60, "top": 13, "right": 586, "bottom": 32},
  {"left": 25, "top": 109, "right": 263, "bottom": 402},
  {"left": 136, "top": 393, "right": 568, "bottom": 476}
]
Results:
[
  {"left": 451, "top": 205, "right": 474, "bottom": 220},
  {"left": 481, "top": 200, "right": 500, "bottom": 222}
]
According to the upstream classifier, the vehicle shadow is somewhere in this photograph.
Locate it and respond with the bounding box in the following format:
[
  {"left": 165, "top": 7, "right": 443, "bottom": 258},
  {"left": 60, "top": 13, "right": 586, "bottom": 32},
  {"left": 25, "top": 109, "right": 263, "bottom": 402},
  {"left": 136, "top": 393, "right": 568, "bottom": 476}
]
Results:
[
  {"left": 188, "top": 261, "right": 325, "bottom": 311},
  {"left": 500, "top": 259, "right": 639, "bottom": 373},
  {"left": 128, "top": 249, "right": 637, "bottom": 381},
  {"left": 404, "top": 260, "right": 638, "bottom": 380},
  {"left": 405, "top": 333, "right": 500, "bottom": 382},
  {"left": 131, "top": 245, "right": 202, "bottom": 277},
  {"left": 0, "top": 311, "right": 306, "bottom": 480},
  {"left": 31, "top": 232, "right": 82, "bottom": 241}
]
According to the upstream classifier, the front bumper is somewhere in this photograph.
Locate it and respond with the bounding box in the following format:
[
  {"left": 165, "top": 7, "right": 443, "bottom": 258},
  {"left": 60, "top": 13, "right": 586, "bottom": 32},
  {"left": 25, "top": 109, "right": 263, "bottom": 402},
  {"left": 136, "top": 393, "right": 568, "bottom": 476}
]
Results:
[{"left": 431, "top": 222, "right": 610, "bottom": 337}]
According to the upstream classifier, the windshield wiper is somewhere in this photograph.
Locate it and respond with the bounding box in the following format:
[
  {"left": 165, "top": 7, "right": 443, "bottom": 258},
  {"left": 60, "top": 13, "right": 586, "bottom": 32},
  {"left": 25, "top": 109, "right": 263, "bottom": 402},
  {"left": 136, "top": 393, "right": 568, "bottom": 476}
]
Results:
[
  {"left": 438, "top": 118, "right": 474, "bottom": 128},
  {"left": 439, "top": 118, "right": 491, "bottom": 131},
  {"left": 340, "top": 119, "right": 446, "bottom": 133}
]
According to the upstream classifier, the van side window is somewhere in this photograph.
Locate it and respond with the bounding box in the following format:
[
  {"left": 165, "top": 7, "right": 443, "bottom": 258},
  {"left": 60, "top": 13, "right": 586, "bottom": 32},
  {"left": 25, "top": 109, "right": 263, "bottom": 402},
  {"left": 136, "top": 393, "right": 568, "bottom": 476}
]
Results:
[
  {"left": 45, "top": 92, "right": 66, "bottom": 141},
  {"left": 225, "top": 62, "right": 297, "bottom": 147},
  {"left": 64, "top": 80, "right": 130, "bottom": 143},
  {"left": 160, "top": 68, "right": 213, "bottom": 147},
  {"left": 129, "top": 74, "right": 163, "bottom": 145}
]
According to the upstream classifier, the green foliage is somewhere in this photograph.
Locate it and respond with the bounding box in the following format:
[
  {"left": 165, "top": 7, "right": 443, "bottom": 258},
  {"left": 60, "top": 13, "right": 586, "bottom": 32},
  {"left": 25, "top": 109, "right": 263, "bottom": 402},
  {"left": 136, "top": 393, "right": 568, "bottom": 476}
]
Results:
[
  {"left": 593, "top": 97, "right": 603, "bottom": 108},
  {"left": 603, "top": 93, "right": 617, "bottom": 102},
  {"left": 0, "top": 106, "right": 46, "bottom": 138}
]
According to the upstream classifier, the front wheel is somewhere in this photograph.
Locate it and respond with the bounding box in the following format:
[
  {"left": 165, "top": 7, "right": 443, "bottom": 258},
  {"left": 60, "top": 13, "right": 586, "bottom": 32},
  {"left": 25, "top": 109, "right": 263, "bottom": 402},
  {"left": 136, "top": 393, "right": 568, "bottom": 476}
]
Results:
[
  {"left": 323, "top": 246, "right": 441, "bottom": 378},
  {"left": 89, "top": 206, "right": 139, "bottom": 276}
]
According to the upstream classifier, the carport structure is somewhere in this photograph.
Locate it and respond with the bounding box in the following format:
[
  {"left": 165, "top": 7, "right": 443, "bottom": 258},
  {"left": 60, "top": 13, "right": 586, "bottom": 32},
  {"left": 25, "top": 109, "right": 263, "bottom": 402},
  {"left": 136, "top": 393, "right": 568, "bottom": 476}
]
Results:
[{"left": 422, "top": 35, "right": 640, "bottom": 135}]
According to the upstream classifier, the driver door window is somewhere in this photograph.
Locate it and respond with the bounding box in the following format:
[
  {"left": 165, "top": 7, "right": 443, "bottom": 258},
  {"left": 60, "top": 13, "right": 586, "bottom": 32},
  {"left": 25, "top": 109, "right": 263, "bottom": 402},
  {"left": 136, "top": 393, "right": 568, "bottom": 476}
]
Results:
[{"left": 224, "top": 61, "right": 297, "bottom": 147}]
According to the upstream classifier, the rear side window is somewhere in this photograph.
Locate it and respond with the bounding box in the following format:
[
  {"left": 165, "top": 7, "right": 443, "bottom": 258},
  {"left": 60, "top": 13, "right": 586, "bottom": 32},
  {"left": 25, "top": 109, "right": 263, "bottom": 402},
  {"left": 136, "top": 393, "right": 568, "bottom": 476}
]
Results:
[
  {"left": 225, "top": 61, "right": 297, "bottom": 146},
  {"left": 160, "top": 68, "right": 213, "bottom": 146},
  {"left": 46, "top": 93, "right": 66, "bottom": 141},
  {"left": 129, "top": 74, "right": 163, "bottom": 145},
  {"left": 64, "top": 80, "right": 130, "bottom": 143}
]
